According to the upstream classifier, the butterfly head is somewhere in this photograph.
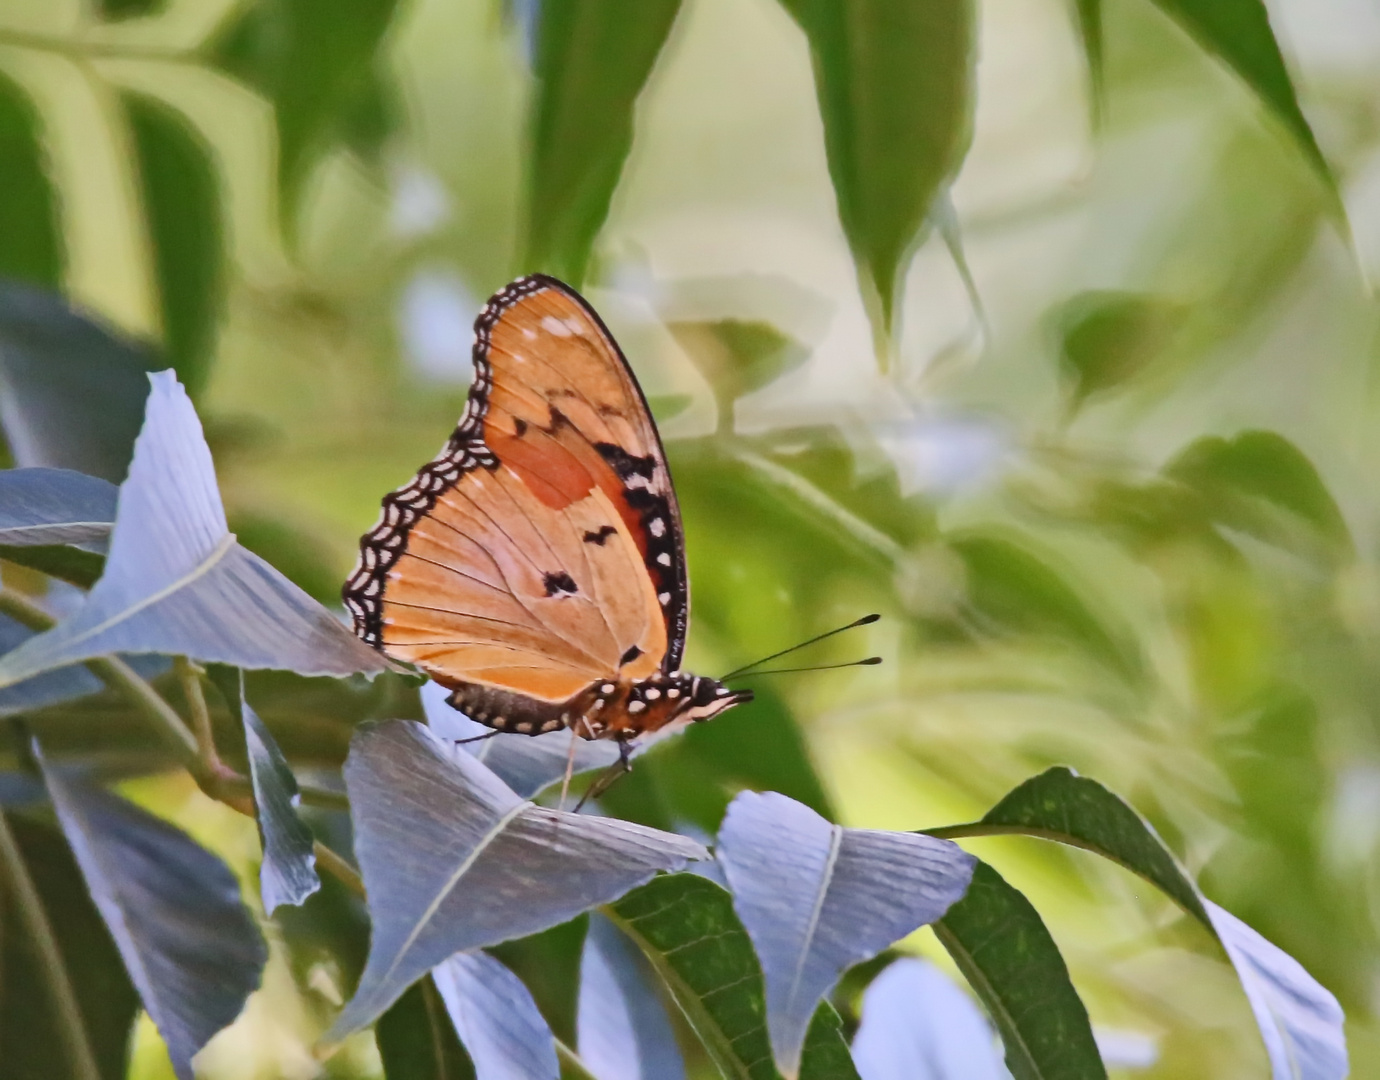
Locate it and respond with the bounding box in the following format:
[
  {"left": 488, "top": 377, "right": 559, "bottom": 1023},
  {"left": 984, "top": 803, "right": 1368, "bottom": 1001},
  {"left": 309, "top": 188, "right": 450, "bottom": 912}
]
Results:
[{"left": 584, "top": 672, "right": 751, "bottom": 739}]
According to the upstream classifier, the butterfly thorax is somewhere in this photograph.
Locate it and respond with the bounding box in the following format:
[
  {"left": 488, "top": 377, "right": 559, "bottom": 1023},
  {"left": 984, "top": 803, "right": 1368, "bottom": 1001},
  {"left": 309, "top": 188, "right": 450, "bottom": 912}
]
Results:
[{"left": 442, "top": 672, "right": 751, "bottom": 741}]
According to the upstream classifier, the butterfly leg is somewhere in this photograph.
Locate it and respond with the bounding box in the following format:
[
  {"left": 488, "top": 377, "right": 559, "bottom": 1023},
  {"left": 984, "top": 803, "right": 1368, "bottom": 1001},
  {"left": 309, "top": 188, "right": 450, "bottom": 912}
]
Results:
[
  {"left": 572, "top": 738, "right": 634, "bottom": 813},
  {"left": 454, "top": 730, "right": 501, "bottom": 745}
]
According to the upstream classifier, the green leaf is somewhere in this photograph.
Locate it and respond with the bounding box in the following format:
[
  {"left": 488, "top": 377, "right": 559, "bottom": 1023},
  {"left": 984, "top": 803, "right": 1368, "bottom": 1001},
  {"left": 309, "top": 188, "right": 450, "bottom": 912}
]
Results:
[
  {"left": 1073, "top": 0, "right": 1104, "bottom": 117},
  {"left": 935, "top": 767, "right": 1348, "bottom": 1079},
  {"left": 0, "top": 812, "right": 140, "bottom": 1080},
  {"left": 1165, "top": 430, "right": 1351, "bottom": 562},
  {"left": 606, "top": 872, "right": 861, "bottom": 1080},
  {"left": 123, "top": 95, "right": 224, "bottom": 400},
  {"left": 780, "top": 0, "right": 976, "bottom": 334},
  {"left": 1074, "top": 0, "right": 1334, "bottom": 204},
  {"left": 210, "top": 0, "right": 403, "bottom": 223},
  {"left": 0, "top": 72, "right": 63, "bottom": 288},
  {"left": 949, "top": 533, "right": 1141, "bottom": 680},
  {"left": 1054, "top": 290, "right": 1183, "bottom": 407},
  {"left": 0, "top": 545, "right": 105, "bottom": 589},
  {"left": 487, "top": 915, "right": 588, "bottom": 1046},
  {"left": 376, "top": 976, "right": 476, "bottom": 1080},
  {"left": 524, "top": 0, "right": 683, "bottom": 286},
  {"left": 932, "top": 861, "right": 1106, "bottom": 1080}
]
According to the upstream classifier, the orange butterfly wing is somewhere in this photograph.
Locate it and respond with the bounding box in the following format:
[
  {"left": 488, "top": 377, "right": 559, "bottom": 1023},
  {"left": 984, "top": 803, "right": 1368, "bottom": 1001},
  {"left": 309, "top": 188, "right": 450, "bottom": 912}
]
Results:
[{"left": 344, "top": 276, "right": 688, "bottom": 706}]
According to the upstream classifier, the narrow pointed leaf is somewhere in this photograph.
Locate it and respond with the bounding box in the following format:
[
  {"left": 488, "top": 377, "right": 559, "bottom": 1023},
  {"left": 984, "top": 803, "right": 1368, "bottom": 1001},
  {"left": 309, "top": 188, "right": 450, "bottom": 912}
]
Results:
[
  {"left": 578, "top": 914, "right": 687, "bottom": 1080},
  {"left": 0, "top": 613, "right": 166, "bottom": 718},
  {"left": 717, "top": 791, "right": 974, "bottom": 1076},
  {"left": 0, "top": 468, "right": 115, "bottom": 549},
  {"left": 0, "top": 285, "right": 154, "bottom": 482},
  {"left": 0, "top": 813, "right": 140, "bottom": 1080},
  {"left": 240, "top": 685, "right": 320, "bottom": 914},
  {"left": 606, "top": 872, "right": 862, "bottom": 1080},
  {"left": 850, "top": 957, "right": 1006, "bottom": 1080},
  {"left": 957, "top": 766, "right": 1347, "bottom": 1079},
  {"left": 433, "top": 951, "right": 559, "bottom": 1080},
  {"left": 330, "top": 721, "right": 705, "bottom": 1037},
  {"left": 0, "top": 72, "right": 62, "bottom": 288},
  {"left": 422, "top": 680, "right": 619, "bottom": 798},
  {"left": 0, "top": 371, "right": 388, "bottom": 690},
  {"left": 36, "top": 747, "right": 267, "bottom": 1080},
  {"left": 376, "top": 975, "right": 476, "bottom": 1080},
  {"left": 779, "top": 0, "right": 976, "bottom": 330},
  {"left": 525, "top": 0, "right": 683, "bottom": 285},
  {"left": 933, "top": 861, "right": 1106, "bottom": 1080}
]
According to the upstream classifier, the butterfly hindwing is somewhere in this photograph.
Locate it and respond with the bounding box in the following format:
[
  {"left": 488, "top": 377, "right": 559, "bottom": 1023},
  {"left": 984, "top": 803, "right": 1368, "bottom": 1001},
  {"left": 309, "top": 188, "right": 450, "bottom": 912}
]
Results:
[{"left": 343, "top": 275, "right": 688, "bottom": 715}]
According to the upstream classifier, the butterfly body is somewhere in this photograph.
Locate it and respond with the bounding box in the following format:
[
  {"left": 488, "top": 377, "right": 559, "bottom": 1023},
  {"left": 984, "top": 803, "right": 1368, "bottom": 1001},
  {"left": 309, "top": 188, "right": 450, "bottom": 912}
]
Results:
[{"left": 344, "top": 274, "right": 751, "bottom": 741}]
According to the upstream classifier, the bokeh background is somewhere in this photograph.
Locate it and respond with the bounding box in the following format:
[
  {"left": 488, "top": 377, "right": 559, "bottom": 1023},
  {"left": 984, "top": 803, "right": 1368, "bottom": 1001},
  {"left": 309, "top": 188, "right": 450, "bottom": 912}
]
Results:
[{"left": 4, "top": 0, "right": 1380, "bottom": 1076}]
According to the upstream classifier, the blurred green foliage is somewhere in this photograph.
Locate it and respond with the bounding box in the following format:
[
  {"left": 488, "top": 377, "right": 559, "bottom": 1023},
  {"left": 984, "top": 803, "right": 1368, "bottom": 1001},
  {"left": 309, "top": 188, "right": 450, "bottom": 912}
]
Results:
[{"left": 1, "top": 0, "right": 1377, "bottom": 1075}]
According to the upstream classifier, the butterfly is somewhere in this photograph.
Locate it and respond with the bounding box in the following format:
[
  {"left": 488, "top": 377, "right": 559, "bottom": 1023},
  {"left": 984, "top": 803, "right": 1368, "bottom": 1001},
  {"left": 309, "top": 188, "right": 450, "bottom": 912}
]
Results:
[{"left": 344, "top": 274, "right": 752, "bottom": 756}]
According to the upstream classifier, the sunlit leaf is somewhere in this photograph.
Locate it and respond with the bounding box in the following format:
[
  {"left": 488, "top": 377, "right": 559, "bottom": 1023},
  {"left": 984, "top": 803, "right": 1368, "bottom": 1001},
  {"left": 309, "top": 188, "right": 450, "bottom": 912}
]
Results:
[
  {"left": 0, "top": 284, "right": 155, "bottom": 482},
  {"left": 330, "top": 720, "right": 705, "bottom": 1037},
  {"left": 433, "top": 951, "right": 560, "bottom": 1080},
  {"left": 606, "top": 872, "right": 862, "bottom": 1080},
  {"left": 421, "top": 679, "right": 619, "bottom": 799},
  {"left": 0, "top": 812, "right": 140, "bottom": 1080},
  {"left": 0, "top": 468, "right": 116, "bottom": 549},
  {"left": 961, "top": 766, "right": 1348, "bottom": 1079},
  {"left": 376, "top": 975, "right": 476, "bottom": 1080},
  {"left": 850, "top": 957, "right": 1006, "bottom": 1080},
  {"left": 0, "top": 371, "right": 389, "bottom": 690},
  {"left": 578, "top": 913, "right": 687, "bottom": 1080},
  {"left": 225, "top": 671, "right": 320, "bottom": 914},
  {"left": 1165, "top": 430, "right": 1351, "bottom": 562},
  {"left": 36, "top": 746, "right": 267, "bottom": 1080},
  {"left": 779, "top": 0, "right": 976, "bottom": 333},
  {"left": 717, "top": 791, "right": 973, "bottom": 1076},
  {"left": 1055, "top": 291, "right": 1183, "bottom": 407},
  {"left": 124, "top": 94, "right": 224, "bottom": 399},
  {"left": 933, "top": 861, "right": 1106, "bottom": 1080},
  {"left": 524, "top": 0, "right": 683, "bottom": 285},
  {"left": 0, "top": 72, "right": 62, "bottom": 288}
]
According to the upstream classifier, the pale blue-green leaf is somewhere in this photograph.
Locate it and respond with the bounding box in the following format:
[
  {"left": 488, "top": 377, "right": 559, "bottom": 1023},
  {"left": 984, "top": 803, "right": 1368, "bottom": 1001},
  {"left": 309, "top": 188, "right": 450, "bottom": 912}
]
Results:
[
  {"left": 717, "top": 791, "right": 974, "bottom": 1076},
  {"left": 0, "top": 371, "right": 388, "bottom": 689},
  {"left": 241, "top": 686, "right": 320, "bottom": 914},
  {"left": 0, "top": 284, "right": 154, "bottom": 482},
  {"left": 578, "top": 914, "right": 687, "bottom": 1080},
  {"left": 433, "top": 951, "right": 559, "bottom": 1080},
  {"left": 329, "top": 721, "right": 706, "bottom": 1037},
  {"left": 850, "top": 957, "right": 1007, "bottom": 1080},
  {"left": 966, "top": 767, "right": 1346, "bottom": 1079},
  {"left": 0, "top": 468, "right": 115, "bottom": 549},
  {"left": 36, "top": 744, "right": 266, "bottom": 1080},
  {"left": 422, "top": 679, "right": 619, "bottom": 799}
]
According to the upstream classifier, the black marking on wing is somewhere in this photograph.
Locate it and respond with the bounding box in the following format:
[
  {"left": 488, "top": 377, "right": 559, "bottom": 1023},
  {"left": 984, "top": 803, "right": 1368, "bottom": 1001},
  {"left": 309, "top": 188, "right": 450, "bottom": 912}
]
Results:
[
  {"left": 513, "top": 417, "right": 528, "bottom": 437},
  {"left": 583, "top": 525, "right": 617, "bottom": 545},
  {"left": 619, "top": 645, "right": 642, "bottom": 666},
  {"left": 594, "top": 442, "right": 657, "bottom": 482},
  {"left": 543, "top": 571, "right": 579, "bottom": 597}
]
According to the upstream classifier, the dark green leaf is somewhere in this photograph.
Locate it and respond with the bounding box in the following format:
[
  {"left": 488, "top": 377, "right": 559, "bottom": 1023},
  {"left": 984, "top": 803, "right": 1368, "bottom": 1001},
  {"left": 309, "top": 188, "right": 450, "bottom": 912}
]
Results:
[
  {"left": 1165, "top": 430, "right": 1351, "bottom": 562},
  {"left": 36, "top": 750, "right": 267, "bottom": 1080},
  {"left": 1151, "top": 0, "right": 1333, "bottom": 199},
  {"left": 0, "top": 812, "right": 139, "bottom": 1080},
  {"left": 96, "top": 0, "right": 165, "bottom": 18},
  {"left": 606, "top": 873, "right": 861, "bottom": 1080},
  {"left": 1055, "top": 290, "right": 1183, "bottom": 406},
  {"left": 943, "top": 767, "right": 1348, "bottom": 1079},
  {"left": 0, "top": 545, "right": 105, "bottom": 589},
  {"left": 488, "top": 915, "right": 588, "bottom": 1046},
  {"left": 949, "top": 532, "right": 1141, "bottom": 680},
  {"left": 124, "top": 95, "right": 224, "bottom": 399},
  {"left": 0, "top": 284, "right": 155, "bottom": 483},
  {"left": 0, "top": 73, "right": 62, "bottom": 288},
  {"left": 933, "top": 860, "right": 1106, "bottom": 1080},
  {"left": 211, "top": 0, "right": 402, "bottom": 222},
  {"left": 780, "top": 0, "right": 976, "bottom": 332},
  {"left": 376, "top": 976, "right": 476, "bottom": 1080},
  {"left": 524, "top": 0, "right": 683, "bottom": 285}
]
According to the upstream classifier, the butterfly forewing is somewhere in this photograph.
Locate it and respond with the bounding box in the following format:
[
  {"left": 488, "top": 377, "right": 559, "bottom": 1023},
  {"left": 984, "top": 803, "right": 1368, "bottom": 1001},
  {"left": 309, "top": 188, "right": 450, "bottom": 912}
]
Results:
[{"left": 344, "top": 275, "right": 687, "bottom": 716}]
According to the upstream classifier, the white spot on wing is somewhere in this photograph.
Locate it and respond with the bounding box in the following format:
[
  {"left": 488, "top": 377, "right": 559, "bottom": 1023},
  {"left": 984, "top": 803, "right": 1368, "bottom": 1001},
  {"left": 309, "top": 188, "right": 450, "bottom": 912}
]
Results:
[{"left": 541, "top": 315, "right": 575, "bottom": 337}]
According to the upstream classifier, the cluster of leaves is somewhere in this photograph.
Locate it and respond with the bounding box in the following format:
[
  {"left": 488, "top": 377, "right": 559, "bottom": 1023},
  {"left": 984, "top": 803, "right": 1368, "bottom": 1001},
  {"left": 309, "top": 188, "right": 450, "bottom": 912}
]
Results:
[{"left": 0, "top": 329, "right": 1350, "bottom": 1077}]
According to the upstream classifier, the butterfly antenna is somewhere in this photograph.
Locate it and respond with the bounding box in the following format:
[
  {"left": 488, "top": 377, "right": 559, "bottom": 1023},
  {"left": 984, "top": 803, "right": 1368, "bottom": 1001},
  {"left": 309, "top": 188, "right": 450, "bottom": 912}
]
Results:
[
  {"left": 720, "top": 614, "right": 880, "bottom": 680},
  {"left": 726, "top": 656, "right": 882, "bottom": 679}
]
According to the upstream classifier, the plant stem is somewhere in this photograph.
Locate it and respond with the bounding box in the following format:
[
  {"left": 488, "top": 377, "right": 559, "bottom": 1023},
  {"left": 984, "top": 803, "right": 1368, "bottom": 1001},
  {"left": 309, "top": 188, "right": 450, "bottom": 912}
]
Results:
[
  {"left": 554, "top": 1036, "right": 601, "bottom": 1080},
  {"left": 313, "top": 841, "right": 363, "bottom": 897},
  {"left": 174, "top": 656, "right": 219, "bottom": 765},
  {"left": 0, "top": 812, "right": 103, "bottom": 1080}
]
